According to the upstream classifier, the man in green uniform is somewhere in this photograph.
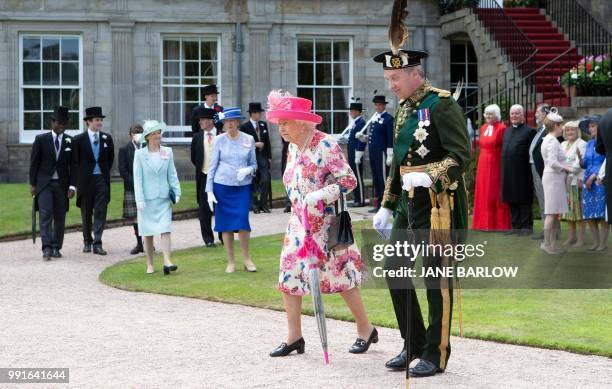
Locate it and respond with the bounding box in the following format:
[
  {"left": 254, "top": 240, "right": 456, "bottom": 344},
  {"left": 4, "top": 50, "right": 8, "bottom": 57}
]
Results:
[{"left": 372, "top": 49, "right": 471, "bottom": 377}]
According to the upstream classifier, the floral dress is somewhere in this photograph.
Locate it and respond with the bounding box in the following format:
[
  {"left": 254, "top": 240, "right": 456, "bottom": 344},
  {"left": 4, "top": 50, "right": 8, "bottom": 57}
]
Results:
[{"left": 278, "top": 130, "right": 365, "bottom": 296}]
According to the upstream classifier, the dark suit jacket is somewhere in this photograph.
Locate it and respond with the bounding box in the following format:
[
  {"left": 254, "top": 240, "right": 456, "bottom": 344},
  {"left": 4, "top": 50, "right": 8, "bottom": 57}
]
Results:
[
  {"left": 501, "top": 123, "right": 536, "bottom": 203},
  {"left": 596, "top": 108, "right": 612, "bottom": 223},
  {"left": 72, "top": 130, "right": 115, "bottom": 207},
  {"left": 191, "top": 103, "right": 224, "bottom": 134},
  {"left": 191, "top": 131, "right": 206, "bottom": 203},
  {"left": 239, "top": 120, "right": 272, "bottom": 160},
  {"left": 118, "top": 141, "right": 138, "bottom": 191},
  {"left": 531, "top": 127, "right": 546, "bottom": 178},
  {"left": 29, "top": 131, "right": 74, "bottom": 211}
]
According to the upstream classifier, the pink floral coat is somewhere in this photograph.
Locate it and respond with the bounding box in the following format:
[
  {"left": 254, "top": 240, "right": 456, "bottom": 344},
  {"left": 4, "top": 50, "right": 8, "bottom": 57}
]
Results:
[{"left": 278, "top": 130, "right": 365, "bottom": 296}]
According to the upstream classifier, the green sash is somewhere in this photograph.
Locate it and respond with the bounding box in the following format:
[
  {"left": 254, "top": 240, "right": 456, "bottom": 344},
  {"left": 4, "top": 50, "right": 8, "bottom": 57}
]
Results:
[{"left": 393, "top": 92, "right": 440, "bottom": 165}]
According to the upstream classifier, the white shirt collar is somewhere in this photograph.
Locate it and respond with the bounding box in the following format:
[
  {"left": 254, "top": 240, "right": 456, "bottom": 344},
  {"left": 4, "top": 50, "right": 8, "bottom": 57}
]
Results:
[
  {"left": 52, "top": 132, "right": 62, "bottom": 142},
  {"left": 204, "top": 127, "right": 217, "bottom": 137},
  {"left": 87, "top": 128, "right": 100, "bottom": 140},
  {"left": 204, "top": 102, "right": 214, "bottom": 109},
  {"left": 250, "top": 119, "right": 258, "bottom": 129}
]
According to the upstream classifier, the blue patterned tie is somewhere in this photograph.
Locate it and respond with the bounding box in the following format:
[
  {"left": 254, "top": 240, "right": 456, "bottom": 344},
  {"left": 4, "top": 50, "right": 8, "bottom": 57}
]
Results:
[{"left": 93, "top": 133, "right": 101, "bottom": 175}]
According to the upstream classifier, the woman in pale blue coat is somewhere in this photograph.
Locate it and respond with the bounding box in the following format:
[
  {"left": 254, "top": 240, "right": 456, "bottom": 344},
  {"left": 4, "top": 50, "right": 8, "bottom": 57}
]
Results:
[
  {"left": 133, "top": 120, "right": 181, "bottom": 275},
  {"left": 206, "top": 108, "right": 258, "bottom": 273}
]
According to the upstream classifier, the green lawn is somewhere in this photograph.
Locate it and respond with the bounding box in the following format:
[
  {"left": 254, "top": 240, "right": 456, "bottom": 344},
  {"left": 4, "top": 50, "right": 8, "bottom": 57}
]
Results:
[
  {"left": 0, "top": 180, "right": 287, "bottom": 237},
  {"left": 100, "top": 222, "right": 612, "bottom": 358}
]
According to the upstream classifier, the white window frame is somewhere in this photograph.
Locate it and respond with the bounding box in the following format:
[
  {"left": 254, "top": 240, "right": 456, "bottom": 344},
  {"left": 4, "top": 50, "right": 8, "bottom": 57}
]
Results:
[
  {"left": 450, "top": 41, "right": 478, "bottom": 117},
  {"left": 160, "top": 35, "right": 221, "bottom": 144},
  {"left": 19, "top": 34, "right": 83, "bottom": 144},
  {"left": 296, "top": 36, "right": 353, "bottom": 134}
]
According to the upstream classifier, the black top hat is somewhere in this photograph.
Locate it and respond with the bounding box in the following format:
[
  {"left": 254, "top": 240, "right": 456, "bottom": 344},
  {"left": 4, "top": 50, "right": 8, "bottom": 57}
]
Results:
[
  {"left": 372, "top": 95, "right": 389, "bottom": 104},
  {"left": 196, "top": 107, "right": 217, "bottom": 120},
  {"left": 201, "top": 84, "right": 219, "bottom": 96},
  {"left": 83, "top": 106, "right": 106, "bottom": 120},
  {"left": 348, "top": 102, "right": 363, "bottom": 112},
  {"left": 247, "top": 102, "right": 264, "bottom": 113},
  {"left": 373, "top": 50, "right": 428, "bottom": 69},
  {"left": 50, "top": 106, "right": 69, "bottom": 125}
]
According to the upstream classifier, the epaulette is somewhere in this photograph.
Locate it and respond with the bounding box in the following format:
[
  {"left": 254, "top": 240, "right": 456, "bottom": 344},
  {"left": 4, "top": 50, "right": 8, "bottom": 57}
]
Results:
[{"left": 429, "top": 86, "right": 451, "bottom": 98}]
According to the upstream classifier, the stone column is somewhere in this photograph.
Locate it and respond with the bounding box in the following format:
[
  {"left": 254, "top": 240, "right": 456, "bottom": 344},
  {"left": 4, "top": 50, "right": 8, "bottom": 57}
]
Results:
[
  {"left": 248, "top": 24, "right": 272, "bottom": 102},
  {"left": 110, "top": 21, "right": 134, "bottom": 146}
]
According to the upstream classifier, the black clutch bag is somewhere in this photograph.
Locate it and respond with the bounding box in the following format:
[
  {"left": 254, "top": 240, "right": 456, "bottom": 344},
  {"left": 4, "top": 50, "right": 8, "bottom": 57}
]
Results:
[
  {"left": 169, "top": 189, "right": 177, "bottom": 204},
  {"left": 327, "top": 188, "right": 354, "bottom": 251}
]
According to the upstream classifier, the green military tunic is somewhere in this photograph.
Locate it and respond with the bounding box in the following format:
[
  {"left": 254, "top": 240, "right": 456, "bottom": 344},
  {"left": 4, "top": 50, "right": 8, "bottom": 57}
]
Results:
[{"left": 382, "top": 80, "right": 471, "bottom": 370}]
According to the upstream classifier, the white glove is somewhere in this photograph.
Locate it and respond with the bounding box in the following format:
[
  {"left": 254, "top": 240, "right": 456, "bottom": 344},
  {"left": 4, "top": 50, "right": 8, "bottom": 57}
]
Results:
[
  {"left": 174, "top": 196, "right": 180, "bottom": 204},
  {"left": 402, "top": 172, "right": 433, "bottom": 192},
  {"left": 355, "top": 150, "right": 364, "bottom": 165},
  {"left": 136, "top": 201, "right": 146, "bottom": 211},
  {"left": 236, "top": 167, "right": 253, "bottom": 182},
  {"left": 207, "top": 191, "right": 217, "bottom": 212},
  {"left": 356, "top": 132, "right": 368, "bottom": 143},
  {"left": 386, "top": 148, "right": 394, "bottom": 167},
  {"left": 304, "top": 190, "right": 325, "bottom": 206},
  {"left": 373, "top": 208, "right": 393, "bottom": 240}
]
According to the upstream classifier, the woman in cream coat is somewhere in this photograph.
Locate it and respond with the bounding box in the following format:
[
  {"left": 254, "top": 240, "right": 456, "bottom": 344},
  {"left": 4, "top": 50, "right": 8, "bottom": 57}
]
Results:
[
  {"left": 134, "top": 120, "right": 181, "bottom": 274},
  {"left": 540, "top": 109, "right": 572, "bottom": 254}
]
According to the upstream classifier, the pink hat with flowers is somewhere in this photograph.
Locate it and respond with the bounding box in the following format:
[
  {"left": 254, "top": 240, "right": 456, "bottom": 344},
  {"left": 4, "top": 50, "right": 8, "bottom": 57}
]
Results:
[{"left": 266, "top": 90, "right": 322, "bottom": 125}]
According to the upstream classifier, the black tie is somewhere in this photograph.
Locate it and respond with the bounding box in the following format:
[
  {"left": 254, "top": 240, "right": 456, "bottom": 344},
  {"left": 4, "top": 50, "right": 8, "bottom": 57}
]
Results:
[{"left": 55, "top": 136, "right": 60, "bottom": 152}]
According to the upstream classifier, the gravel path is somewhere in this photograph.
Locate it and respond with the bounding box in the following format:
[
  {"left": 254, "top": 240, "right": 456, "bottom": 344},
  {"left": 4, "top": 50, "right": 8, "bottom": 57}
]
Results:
[{"left": 1, "top": 208, "right": 611, "bottom": 388}]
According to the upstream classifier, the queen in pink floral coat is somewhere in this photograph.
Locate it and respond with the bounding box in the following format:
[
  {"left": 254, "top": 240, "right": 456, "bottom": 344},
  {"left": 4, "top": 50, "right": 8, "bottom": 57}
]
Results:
[{"left": 266, "top": 90, "right": 377, "bottom": 359}]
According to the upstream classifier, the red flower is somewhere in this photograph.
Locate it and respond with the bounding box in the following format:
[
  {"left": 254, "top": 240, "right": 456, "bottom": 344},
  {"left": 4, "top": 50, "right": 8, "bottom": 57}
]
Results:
[
  {"left": 214, "top": 106, "right": 222, "bottom": 112},
  {"left": 320, "top": 278, "right": 331, "bottom": 293},
  {"left": 586, "top": 63, "right": 592, "bottom": 72}
]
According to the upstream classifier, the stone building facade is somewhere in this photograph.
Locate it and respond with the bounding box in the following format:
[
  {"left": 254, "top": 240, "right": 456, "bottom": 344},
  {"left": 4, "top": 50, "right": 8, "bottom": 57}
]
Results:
[{"left": 1, "top": 0, "right": 467, "bottom": 182}]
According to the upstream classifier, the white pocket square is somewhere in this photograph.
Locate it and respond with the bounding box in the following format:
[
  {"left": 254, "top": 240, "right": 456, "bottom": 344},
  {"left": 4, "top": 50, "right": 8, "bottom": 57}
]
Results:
[
  {"left": 65, "top": 148, "right": 71, "bottom": 151},
  {"left": 103, "top": 143, "right": 108, "bottom": 148}
]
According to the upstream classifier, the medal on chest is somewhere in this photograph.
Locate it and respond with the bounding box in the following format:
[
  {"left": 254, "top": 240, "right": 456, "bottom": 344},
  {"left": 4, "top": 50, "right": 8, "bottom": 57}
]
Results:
[{"left": 413, "top": 108, "right": 430, "bottom": 158}]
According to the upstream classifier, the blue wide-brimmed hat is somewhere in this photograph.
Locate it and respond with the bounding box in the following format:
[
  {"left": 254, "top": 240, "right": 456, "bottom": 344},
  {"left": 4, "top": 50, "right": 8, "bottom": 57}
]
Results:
[
  {"left": 218, "top": 107, "right": 245, "bottom": 121},
  {"left": 140, "top": 119, "right": 167, "bottom": 144},
  {"left": 579, "top": 114, "right": 601, "bottom": 135}
]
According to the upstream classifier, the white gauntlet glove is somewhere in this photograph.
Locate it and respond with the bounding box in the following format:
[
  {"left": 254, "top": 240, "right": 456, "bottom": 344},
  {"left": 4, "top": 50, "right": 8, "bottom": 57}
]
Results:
[
  {"left": 386, "top": 148, "right": 394, "bottom": 167},
  {"left": 373, "top": 207, "right": 393, "bottom": 240},
  {"left": 237, "top": 167, "right": 254, "bottom": 182},
  {"left": 355, "top": 150, "right": 364, "bottom": 165},
  {"left": 207, "top": 191, "right": 217, "bottom": 212},
  {"left": 401, "top": 172, "right": 433, "bottom": 192},
  {"left": 356, "top": 132, "right": 368, "bottom": 143},
  {"left": 304, "top": 190, "right": 326, "bottom": 206}
]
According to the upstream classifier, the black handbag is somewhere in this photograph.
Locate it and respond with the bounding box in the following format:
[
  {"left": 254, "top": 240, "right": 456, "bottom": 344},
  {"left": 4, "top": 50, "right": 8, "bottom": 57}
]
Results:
[
  {"left": 169, "top": 189, "right": 177, "bottom": 204},
  {"left": 327, "top": 189, "right": 354, "bottom": 251}
]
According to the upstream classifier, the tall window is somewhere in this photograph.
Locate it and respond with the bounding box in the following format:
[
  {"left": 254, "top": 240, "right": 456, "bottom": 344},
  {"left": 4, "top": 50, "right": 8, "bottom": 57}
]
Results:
[
  {"left": 297, "top": 38, "right": 352, "bottom": 134},
  {"left": 450, "top": 40, "right": 478, "bottom": 124},
  {"left": 20, "top": 35, "right": 82, "bottom": 143},
  {"left": 161, "top": 37, "right": 219, "bottom": 142}
]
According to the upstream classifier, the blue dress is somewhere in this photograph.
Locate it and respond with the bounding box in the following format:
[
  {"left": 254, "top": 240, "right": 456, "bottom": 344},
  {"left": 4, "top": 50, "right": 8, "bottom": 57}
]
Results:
[
  {"left": 581, "top": 139, "right": 606, "bottom": 219},
  {"left": 133, "top": 146, "right": 181, "bottom": 236}
]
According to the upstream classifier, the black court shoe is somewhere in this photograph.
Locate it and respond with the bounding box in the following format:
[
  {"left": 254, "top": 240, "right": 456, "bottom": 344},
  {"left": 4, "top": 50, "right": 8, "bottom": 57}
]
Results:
[
  {"left": 163, "top": 264, "right": 178, "bottom": 275},
  {"left": 349, "top": 327, "right": 378, "bottom": 354},
  {"left": 269, "top": 337, "right": 305, "bottom": 357}
]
